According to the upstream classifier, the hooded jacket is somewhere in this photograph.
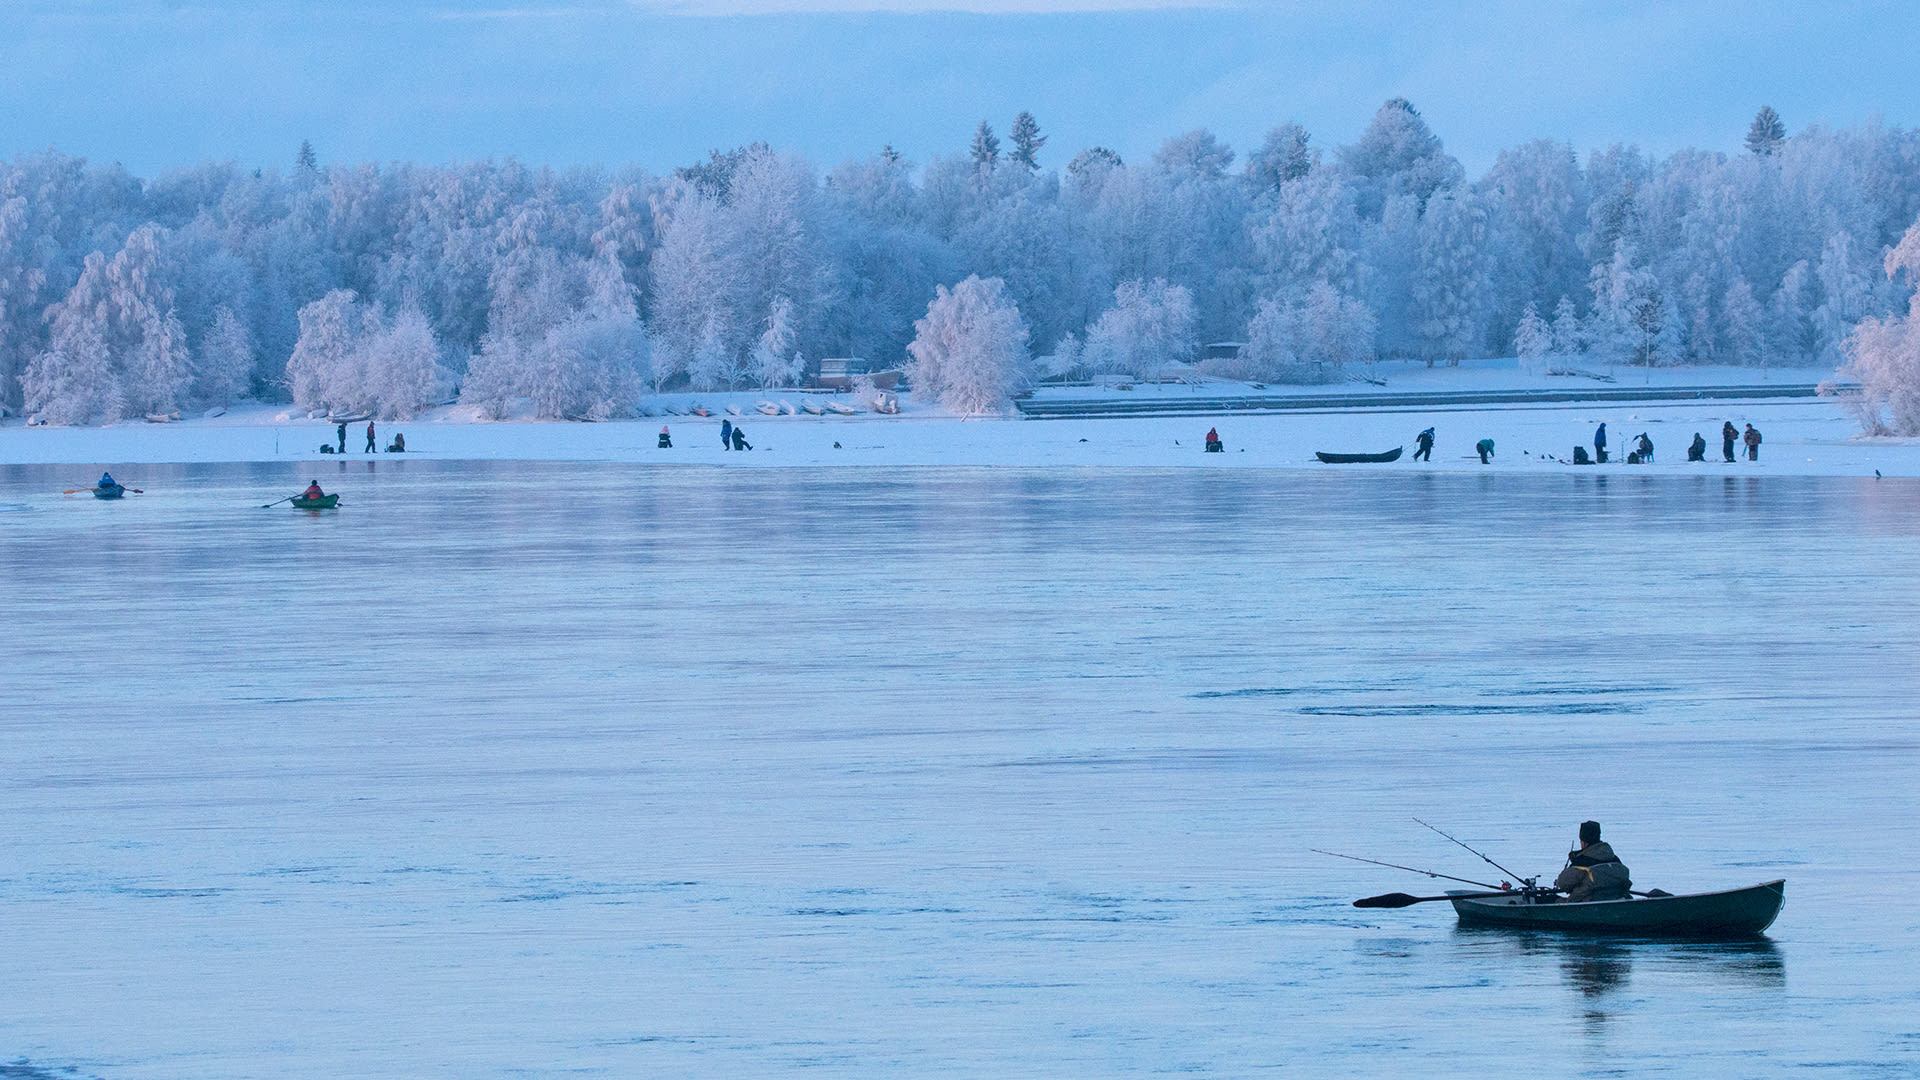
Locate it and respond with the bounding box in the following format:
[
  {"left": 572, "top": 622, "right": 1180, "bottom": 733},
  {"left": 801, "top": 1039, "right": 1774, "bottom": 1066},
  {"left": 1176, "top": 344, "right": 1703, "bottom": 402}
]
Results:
[{"left": 1555, "top": 841, "right": 1632, "bottom": 902}]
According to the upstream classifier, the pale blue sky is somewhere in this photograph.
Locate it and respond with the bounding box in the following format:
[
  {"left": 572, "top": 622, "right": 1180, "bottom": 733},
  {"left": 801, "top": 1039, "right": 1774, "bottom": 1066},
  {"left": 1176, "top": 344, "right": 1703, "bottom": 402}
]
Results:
[{"left": 4, "top": 0, "right": 1916, "bottom": 177}]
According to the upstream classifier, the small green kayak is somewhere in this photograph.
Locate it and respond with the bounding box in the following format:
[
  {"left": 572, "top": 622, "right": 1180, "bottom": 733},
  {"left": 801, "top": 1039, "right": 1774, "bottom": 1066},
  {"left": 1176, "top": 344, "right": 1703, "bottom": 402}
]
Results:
[{"left": 290, "top": 494, "right": 340, "bottom": 510}]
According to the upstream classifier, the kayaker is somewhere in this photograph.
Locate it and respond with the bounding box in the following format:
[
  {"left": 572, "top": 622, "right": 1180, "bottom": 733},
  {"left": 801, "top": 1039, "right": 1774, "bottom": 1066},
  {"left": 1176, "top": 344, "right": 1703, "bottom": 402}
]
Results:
[
  {"left": 302, "top": 481, "right": 325, "bottom": 500},
  {"left": 365, "top": 421, "right": 377, "bottom": 454},
  {"left": 1414, "top": 427, "right": 1435, "bottom": 462},
  {"left": 1744, "top": 424, "right": 1762, "bottom": 461},
  {"left": 1555, "top": 821, "right": 1632, "bottom": 902},
  {"left": 1688, "top": 433, "right": 1707, "bottom": 461},
  {"left": 1594, "top": 422, "right": 1608, "bottom": 463},
  {"left": 1475, "top": 438, "right": 1494, "bottom": 464},
  {"left": 99, "top": 471, "right": 116, "bottom": 489},
  {"left": 1204, "top": 427, "right": 1223, "bottom": 453},
  {"left": 1722, "top": 421, "right": 1739, "bottom": 462},
  {"left": 721, "top": 418, "right": 733, "bottom": 451}
]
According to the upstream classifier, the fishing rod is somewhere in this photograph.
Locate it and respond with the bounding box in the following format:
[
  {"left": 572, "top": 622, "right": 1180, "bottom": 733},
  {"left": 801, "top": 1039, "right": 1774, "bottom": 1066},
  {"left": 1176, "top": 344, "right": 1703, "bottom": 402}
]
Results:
[
  {"left": 1311, "top": 850, "right": 1504, "bottom": 891},
  {"left": 1413, "top": 818, "right": 1531, "bottom": 886}
]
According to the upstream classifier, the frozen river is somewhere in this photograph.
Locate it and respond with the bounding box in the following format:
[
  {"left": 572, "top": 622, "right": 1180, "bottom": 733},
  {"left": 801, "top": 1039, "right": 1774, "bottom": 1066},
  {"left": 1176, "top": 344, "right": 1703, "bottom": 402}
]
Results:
[{"left": 3, "top": 460, "right": 1918, "bottom": 1078}]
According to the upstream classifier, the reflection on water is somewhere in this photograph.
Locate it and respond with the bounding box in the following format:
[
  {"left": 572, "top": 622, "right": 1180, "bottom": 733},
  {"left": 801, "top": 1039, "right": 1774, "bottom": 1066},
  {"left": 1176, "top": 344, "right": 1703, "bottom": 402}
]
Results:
[{"left": 1457, "top": 927, "right": 1787, "bottom": 1001}]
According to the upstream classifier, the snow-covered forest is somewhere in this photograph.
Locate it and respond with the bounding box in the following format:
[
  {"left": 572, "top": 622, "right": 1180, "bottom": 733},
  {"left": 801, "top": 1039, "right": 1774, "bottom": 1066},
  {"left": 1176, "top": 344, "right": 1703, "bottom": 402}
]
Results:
[{"left": 5, "top": 102, "right": 1920, "bottom": 425}]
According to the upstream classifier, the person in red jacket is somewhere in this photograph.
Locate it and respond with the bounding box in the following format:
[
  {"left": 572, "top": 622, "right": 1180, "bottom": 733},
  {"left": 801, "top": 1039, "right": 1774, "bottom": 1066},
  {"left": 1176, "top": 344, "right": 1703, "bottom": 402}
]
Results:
[
  {"left": 1204, "top": 427, "right": 1224, "bottom": 452},
  {"left": 365, "top": 421, "right": 377, "bottom": 454},
  {"left": 302, "top": 481, "right": 325, "bottom": 500}
]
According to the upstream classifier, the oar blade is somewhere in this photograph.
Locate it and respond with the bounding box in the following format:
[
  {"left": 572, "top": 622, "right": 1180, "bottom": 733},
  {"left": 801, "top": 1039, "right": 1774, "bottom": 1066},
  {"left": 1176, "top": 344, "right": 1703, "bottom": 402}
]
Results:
[{"left": 1354, "top": 892, "right": 1423, "bottom": 909}]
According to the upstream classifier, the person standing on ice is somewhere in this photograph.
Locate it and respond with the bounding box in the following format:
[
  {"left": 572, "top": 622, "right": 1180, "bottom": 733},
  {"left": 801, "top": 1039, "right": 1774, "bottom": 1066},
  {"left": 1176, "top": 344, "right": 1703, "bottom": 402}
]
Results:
[
  {"left": 720, "top": 418, "right": 733, "bottom": 451},
  {"left": 1744, "top": 424, "right": 1762, "bottom": 461},
  {"left": 365, "top": 421, "right": 377, "bottom": 454},
  {"left": 1594, "top": 422, "right": 1608, "bottom": 463},
  {"left": 1722, "top": 421, "right": 1739, "bottom": 463},
  {"left": 1555, "top": 820, "right": 1632, "bottom": 902},
  {"left": 1475, "top": 438, "right": 1495, "bottom": 464},
  {"left": 336, "top": 422, "right": 347, "bottom": 455},
  {"left": 1414, "top": 427, "right": 1435, "bottom": 462}
]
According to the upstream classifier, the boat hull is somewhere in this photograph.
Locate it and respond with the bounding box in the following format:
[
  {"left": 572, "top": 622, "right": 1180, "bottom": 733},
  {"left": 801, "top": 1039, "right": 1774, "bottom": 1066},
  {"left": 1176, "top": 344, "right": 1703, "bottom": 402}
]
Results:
[
  {"left": 1316, "top": 447, "right": 1403, "bottom": 464},
  {"left": 1448, "top": 880, "right": 1784, "bottom": 936},
  {"left": 290, "top": 494, "right": 340, "bottom": 510},
  {"left": 94, "top": 484, "right": 126, "bottom": 499}
]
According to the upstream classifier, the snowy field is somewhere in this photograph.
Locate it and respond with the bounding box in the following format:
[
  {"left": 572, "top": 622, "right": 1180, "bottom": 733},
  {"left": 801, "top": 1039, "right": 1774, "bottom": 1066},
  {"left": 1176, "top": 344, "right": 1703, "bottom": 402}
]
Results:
[
  {"left": 1, "top": 364, "right": 1913, "bottom": 479},
  {"left": 3, "top": 463, "right": 1919, "bottom": 1077}
]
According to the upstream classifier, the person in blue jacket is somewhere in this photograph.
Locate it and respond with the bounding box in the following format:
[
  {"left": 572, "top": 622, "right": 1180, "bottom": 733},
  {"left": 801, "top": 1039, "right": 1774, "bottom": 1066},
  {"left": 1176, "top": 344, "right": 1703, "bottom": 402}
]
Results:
[
  {"left": 1594, "top": 422, "right": 1608, "bottom": 463},
  {"left": 721, "top": 418, "right": 733, "bottom": 451},
  {"left": 98, "top": 471, "right": 116, "bottom": 489}
]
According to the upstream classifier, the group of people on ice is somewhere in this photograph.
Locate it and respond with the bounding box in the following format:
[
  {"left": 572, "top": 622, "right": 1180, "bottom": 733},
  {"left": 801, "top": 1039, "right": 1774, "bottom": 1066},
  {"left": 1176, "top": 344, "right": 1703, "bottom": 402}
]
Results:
[
  {"left": 1583, "top": 421, "right": 1761, "bottom": 465},
  {"left": 652, "top": 420, "right": 752, "bottom": 451},
  {"left": 325, "top": 420, "right": 404, "bottom": 454}
]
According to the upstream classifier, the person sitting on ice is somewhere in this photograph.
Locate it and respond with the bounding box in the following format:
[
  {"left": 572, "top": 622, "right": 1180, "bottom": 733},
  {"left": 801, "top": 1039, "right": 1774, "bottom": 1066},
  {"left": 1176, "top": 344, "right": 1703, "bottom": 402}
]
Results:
[
  {"left": 1204, "top": 427, "right": 1224, "bottom": 453},
  {"left": 302, "top": 481, "right": 325, "bottom": 500},
  {"left": 1634, "top": 433, "right": 1654, "bottom": 463},
  {"left": 731, "top": 425, "right": 751, "bottom": 451},
  {"left": 658, "top": 426, "right": 672, "bottom": 449},
  {"left": 1555, "top": 821, "right": 1632, "bottom": 902},
  {"left": 385, "top": 432, "right": 406, "bottom": 452},
  {"left": 99, "top": 472, "right": 116, "bottom": 489},
  {"left": 1688, "top": 433, "right": 1707, "bottom": 461}
]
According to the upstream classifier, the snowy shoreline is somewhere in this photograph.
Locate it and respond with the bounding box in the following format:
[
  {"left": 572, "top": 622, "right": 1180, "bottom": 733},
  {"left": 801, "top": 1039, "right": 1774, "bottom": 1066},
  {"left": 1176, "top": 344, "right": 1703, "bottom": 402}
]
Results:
[{"left": 4, "top": 394, "right": 1912, "bottom": 479}]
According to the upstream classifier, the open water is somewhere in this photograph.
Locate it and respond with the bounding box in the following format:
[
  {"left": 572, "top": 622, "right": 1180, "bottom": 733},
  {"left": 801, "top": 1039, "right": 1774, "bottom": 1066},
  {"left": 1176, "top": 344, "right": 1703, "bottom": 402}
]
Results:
[{"left": 2, "top": 460, "right": 1918, "bottom": 1078}]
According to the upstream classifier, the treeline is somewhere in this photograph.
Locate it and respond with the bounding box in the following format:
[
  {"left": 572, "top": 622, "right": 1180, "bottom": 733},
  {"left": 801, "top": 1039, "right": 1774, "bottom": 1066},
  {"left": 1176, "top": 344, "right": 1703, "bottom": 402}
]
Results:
[{"left": 4, "top": 103, "right": 1920, "bottom": 424}]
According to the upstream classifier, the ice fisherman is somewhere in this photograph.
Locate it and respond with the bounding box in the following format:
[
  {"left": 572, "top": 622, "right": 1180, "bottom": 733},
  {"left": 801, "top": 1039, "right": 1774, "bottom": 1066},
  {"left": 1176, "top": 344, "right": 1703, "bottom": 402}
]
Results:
[
  {"left": 1594, "top": 423, "right": 1608, "bottom": 463},
  {"left": 1744, "top": 424, "right": 1763, "bottom": 461},
  {"left": 1475, "top": 438, "right": 1495, "bottom": 464},
  {"left": 721, "top": 418, "right": 733, "bottom": 451},
  {"left": 1634, "top": 432, "right": 1654, "bottom": 463},
  {"left": 336, "top": 422, "right": 347, "bottom": 454},
  {"left": 1722, "top": 421, "right": 1739, "bottom": 463},
  {"left": 365, "top": 421, "right": 377, "bottom": 454},
  {"left": 658, "top": 426, "right": 672, "bottom": 449},
  {"left": 386, "top": 432, "right": 405, "bottom": 452},
  {"left": 731, "top": 424, "right": 752, "bottom": 451},
  {"left": 1204, "top": 427, "right": 1223, "bottom": 453},
  {"left": 1688, "top": 433, "right": 1707, "bottom": 461},
  {"left": 1555, "top": 821, "right": 1632, "bottom": 902},
  {"left": 1414, "top": 427, "right": 1435, "bottom": 462}
]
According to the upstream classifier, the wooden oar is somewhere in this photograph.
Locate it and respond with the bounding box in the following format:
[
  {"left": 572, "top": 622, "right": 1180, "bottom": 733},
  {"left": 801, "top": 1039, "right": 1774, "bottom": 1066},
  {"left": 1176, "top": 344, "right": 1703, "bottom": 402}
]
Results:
[
  {"left": 63, "top": 486, "right": 143, "bottom": 494},
  {"left": 261, "top": 495, "right": 298, "bottom": 508},
  {"left": 1355, "top": 890, "right": 1515, "bottom": 908}
]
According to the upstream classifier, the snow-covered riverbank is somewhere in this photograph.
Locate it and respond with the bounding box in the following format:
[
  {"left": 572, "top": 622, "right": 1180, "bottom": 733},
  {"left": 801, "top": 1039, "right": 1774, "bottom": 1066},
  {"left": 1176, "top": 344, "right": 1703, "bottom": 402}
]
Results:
[{"left": 3, "top": 363, "right": 1912, "bottom": 478}]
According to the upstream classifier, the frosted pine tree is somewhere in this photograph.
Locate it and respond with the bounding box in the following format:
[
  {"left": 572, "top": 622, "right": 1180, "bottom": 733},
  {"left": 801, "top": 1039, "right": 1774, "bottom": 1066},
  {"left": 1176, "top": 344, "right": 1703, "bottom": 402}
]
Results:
[
  {"left": 1745, "top": 107, "right": 1786, "bottom": 156},
  {"left": 1009, "top": 112, "right": 1047, "bottom": 172},
  {"left": 749, "top": 296, "right": 802, "bottom": 388},
  {"left": 194, "top": 306, "right": 253, "bottom": 409},
  {"left": 1082, "top": 279, "right": 1196, "bottom": 379},
  {"left": 906, "top": 275, "right": 1031, "bottom": 414},
  {"left": 1722, "top": 280, "right": 1767, "bottom": 366},
  {"left": 1514, "top": 303, "right": 1551, "bottom": 373}
]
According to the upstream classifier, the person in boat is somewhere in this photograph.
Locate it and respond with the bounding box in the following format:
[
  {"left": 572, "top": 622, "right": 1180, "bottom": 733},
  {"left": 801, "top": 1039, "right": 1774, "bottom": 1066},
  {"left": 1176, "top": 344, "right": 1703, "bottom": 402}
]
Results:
[
  {"left": 1594, "top": 422, "right": 1608, "bottom": 463},
  {"left": 721, "top": 418, "right": 733, "bottom": 451},
  {"left": 302, "top": 481, "right": 325, "bottom": 501},
  {"left": 658, "top": 425, "right": 672, "bottom": 449},
  {"left": 731, "top": 424, "right": 751, "bottom": 451},
  {"left": 1414, "top": 427, "right": 1435, "bottom": 462},
  {"left": 386, "top": 432, "right": 405, "bottom": 452},
  {"left": 1722, "top": 421, "right": 1739, "bottom": 463},
  {"left": 1688, "top": 433, "right": 1707, "bottom": 461},
  {"left": 1475, "top": 438, "right": 1494, "bottom": 464},
  {"left": 1744, "top": 423, "right": 1762, "bottom": 461},
  {"left": 1555, "top": 820, "right": 1632, "bottom": 902},
  {"left": 1204, "top": 427, "right": 1223, "bottom": 453},
  {"left": 365, "top": 421, "right": 377, "bottom": 454},
  {"left": 99, "top": 471, "right": 117, "bottom": 489}
]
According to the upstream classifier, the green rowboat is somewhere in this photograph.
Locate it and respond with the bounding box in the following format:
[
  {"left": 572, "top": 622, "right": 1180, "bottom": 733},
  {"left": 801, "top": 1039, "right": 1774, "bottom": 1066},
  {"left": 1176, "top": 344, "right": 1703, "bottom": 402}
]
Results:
[
  {"left": 290, "top": 494, "right": 340, "bottom": 510},
  {"left": 1447, "top": 880, "right": 1784, "bottom": 936}
]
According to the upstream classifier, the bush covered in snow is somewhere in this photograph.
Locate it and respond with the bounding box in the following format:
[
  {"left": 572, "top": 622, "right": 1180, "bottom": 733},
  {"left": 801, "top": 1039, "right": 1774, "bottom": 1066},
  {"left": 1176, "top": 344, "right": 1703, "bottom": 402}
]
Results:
[
  {"left": 1842, "top": 220, "right": 1920, "bottom": 435},
  {"left": 905, "top": 275, "right": 1031, "bottom": 414}
]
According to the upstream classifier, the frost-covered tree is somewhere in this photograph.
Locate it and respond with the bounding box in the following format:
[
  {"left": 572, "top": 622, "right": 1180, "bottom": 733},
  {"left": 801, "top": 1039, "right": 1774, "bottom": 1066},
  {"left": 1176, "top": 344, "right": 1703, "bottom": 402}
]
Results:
[
  {"left": 1550, "top": 295, "right": 1586, "bottom": 357},
  {"left": 905, "top": 274, "right": 1031, "bottom": 413},
  {"left": 1228, "top": 282, "right": 1376, "bottom": 383},
  {"left": 1246, "top": 123, "right": 1314, "bottom": 192},
  {"left": 285, "top": 289, "right": 369, "bottom": 412},
  {"left": 22, "top": 320, "right": 120, "bottom": 425},
  {"left": 1745, "top": 107, "right": 1786, "bottom": 157},
  {"left": 1082, "top": 278, "right": 1196, "bottom": 378},
  {"left": 1411, "top": 190, "right": 1488, "bottom": 365},
  {"left": 194, "top": 305, "right": 252, "bottom": 407},
  {"left": 749, "top": 295, "right": 803, "bottom": 387},
  {"left": 1009, "top": 112, "right": 1047, "bottom": 172},
  {"left": 1514, "top": 302, "right": 1552, "bottom": 372},
  {"left": 1722, "top": 279, "right": 1767, "bottom": 366},
  {"left": 1841, "top": 219, "right": 1920, "bottom": 434},
  {"left": 970, "top": 122, "right": 1001, "bottom": 171}
]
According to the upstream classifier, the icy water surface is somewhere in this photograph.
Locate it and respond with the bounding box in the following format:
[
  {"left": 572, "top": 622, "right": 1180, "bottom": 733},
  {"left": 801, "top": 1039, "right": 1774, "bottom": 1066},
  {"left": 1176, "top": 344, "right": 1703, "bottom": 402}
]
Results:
[{"left": 3, "top": 460, "right": 1918, "bottom": 1078}]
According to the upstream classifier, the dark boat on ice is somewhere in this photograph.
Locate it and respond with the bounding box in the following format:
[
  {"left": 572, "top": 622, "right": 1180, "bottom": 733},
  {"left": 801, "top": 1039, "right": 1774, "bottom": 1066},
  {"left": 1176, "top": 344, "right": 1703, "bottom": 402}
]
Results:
[
  {"left": 1447, "top": 880, "right": 1785, "bottom": 936},
  {"left": 1315, "top": 447, "right": 1403, "bottom": 464},
  {"left": 290, "top": 494, "right": 340, "bottom": 510},
  {"left": 94, "top": 483, "right": 126, "bottom": 499}
]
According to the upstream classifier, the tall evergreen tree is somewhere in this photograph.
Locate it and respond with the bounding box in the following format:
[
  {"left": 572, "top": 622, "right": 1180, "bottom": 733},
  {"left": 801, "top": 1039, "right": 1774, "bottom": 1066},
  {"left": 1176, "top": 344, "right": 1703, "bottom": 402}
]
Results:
[
  {"left": 1745, "top": 106, "right": 1786, "bottom": 156},
  {"left": 1009, "top": 112, "right": 1046, "bottom": 172},
  {"left": 295, "top": 139, "right": 318, "bottom": 172},
  {"left": 969, "top": 121, "right": 1000, "bottom": 170}
]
